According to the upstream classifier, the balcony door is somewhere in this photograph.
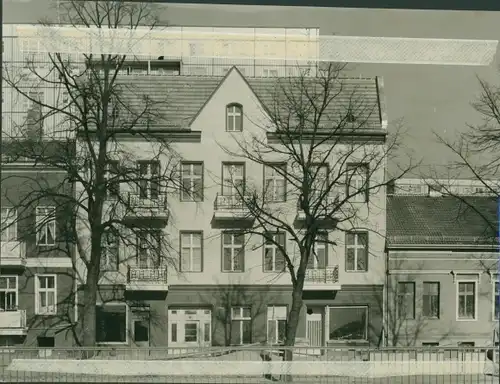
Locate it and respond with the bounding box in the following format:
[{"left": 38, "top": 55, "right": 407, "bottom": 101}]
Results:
[
  {"left": 137, "top": 231, "right": 161, "bottom": 269},
  {"left": 222, "top": 163, "right": 245, "bottom": 196},
  {"left": 138, "top": 161, "right": 160, "bottom": 200}
]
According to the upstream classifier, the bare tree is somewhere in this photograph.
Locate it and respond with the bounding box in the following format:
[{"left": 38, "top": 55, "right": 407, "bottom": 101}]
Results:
[
  {"left": 217, "top": 64, "right": 415, "bottom": 374},
  {"left": 1, "top": 1, "right": 181, "bottom": 347}
]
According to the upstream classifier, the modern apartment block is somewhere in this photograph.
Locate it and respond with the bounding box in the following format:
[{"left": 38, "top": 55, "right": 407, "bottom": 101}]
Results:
[
  {"left": 386, "top": 179, "right": 499, "bottom": 347},
  {"left": 0, "top": 144, "right": 76, "bottom": 348}
]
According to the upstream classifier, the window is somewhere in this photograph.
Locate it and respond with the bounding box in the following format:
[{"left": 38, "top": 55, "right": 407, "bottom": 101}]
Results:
[
  {"left": 170, "top": 323, "right": 177, "bottom": 342},
  {"left": 494, "top": 281, "right": 499, "bottom": 320},
  {"left": 457, "top": 281, "right": 477, "bottom": 320},
  {"left": 222, "top": 163, "right": 245, "bottom": 196},
  {"left": 308, "top": 233, "right": 327, "bottom": 269},
  {"left": 104, "top": 160, "right": 120, "bottom": 198},
  {"left": 397, "top": 282, "right": 415, "bottom": 320},
  {"left": 226, "top": 104, "right": 243, "bottom": 132},
  {"left": 264, "top": 164, "right": 286, "bottom": 202},
  {"left": 222, "top": 232, "right": 245, "bottom": 272},
  {"left": 310, "top": 164, "right": 328, "bottom": 197},
  {"left": 107, "top": 98, "right": 119, "bottom": 120},
  {"left": 180, "top": 162, "right": 203, "bottom": 202},
  {"left": 346, "top": 163, "right": 369, "bottom": 202},
  {"left": 36, "top": 207, "right": 56, "bottom": 246},
  {"left": 100, "top": 231, "right": 119, "bottom": 271},
  {"left": 231, "top": 307, "right": 252, "bottom": 345},
  {"left": 422, "top": 342, "right": 440, "bottom": 347},
  {"left": 185, "top": 323, "right": 198, "bottom": 342},
  {"left": 329, "top": 306, "right": 368, "bottom": 340},
  {"left": 1, "top": 208, "right": 17, "bottom": 242},
  {"left": 96, "top": 304, "right": 127, "bottom": 343},
  {"left": 345, "top": 232, "right": 368, "bottom": 272},
  {"left": 0, "top": 276, "right": 18, "bottom": 311},
  {"left": 137, "top": 231, "right": 161, "bottom": 269},
  {"left": 180, "top": 231, "right": 203, "bottom": 272},
  {"left": 264, "top": 232, "right": 286, "bottom": 272},
  {"left": 263, "top": 68, "right": 278, "bottom": 77},
  {"left": 35, "top": 275, "right": 57, "bottom": 315},
  {"left": 22, "top": 91, "right": 44, "bottom": 111},
  {"left": 423, "top": 282, "right": 440, "bottom": 318},
  {"left": 138, "top": 160, "right": 160, "bottom": 199},
  {"left": 267, "top": 306, "right": 287, "bottom": 344}
]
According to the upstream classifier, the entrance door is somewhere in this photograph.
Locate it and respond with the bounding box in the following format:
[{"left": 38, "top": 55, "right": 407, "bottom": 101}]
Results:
[
  {"left": 168, "top": 309, "right": 212, "bottom": 353},
  {"left": 132, "top": 309, "right": 150, "bottom": 347},
  {"left": 306, "top": 312, "right": 323, "bottom": 354}
]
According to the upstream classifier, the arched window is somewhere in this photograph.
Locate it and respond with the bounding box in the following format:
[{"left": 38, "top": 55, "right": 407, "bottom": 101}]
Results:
[{"left": 226, "top": 103, "right": 243, "bottom": 132}]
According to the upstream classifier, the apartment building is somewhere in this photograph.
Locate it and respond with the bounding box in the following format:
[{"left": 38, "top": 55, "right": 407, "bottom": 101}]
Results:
[
  {"left": 386, "top": 179, "right": 499, "bottom": 347},
  {"left": 0, "top": 144, "right": 76, "bottom": 348},
  {"left": 70, "top": 66, "right": 388, "bottom": 349}
]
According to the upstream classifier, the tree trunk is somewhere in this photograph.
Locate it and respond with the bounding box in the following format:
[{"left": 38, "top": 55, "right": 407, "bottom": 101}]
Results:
[
  {"left": 80, "top": 267, "right": 98, "bottom": 354},
  {"left": 282, "top": 287, "right": 304, "bottom": 382}
]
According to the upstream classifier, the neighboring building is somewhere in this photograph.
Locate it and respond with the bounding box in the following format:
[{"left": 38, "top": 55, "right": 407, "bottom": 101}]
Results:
[
  {"left": 386, "top": 179, "right": 499, "bottom": 347},
  {"left": 73, "top": 67, "right": 388, "bottom": 349},
  {"left": 0, "top": 143, "right": 76, "bottom": 348}
]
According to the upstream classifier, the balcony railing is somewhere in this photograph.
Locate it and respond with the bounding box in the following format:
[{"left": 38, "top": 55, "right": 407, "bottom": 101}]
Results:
[
  {"left": 126, "top": 266, "right": 168, "bottom": 291},
  {"left": 123, "top": 193, "right": 169, "bottom": 225},
  {"left": 0, "top": 241, "right": 27, "bottom": 267},
  {"left": 303, "top": 266, "right": 341, "bottom": 290},
  {"left": 213, "top": 193, "right": 253, "bottom": 222},
  {"left": 0, "top": 309, "right": 28, "bottom": 335},
  {"left": 295, "top": 190, "right": 340, "bottom": 227}
]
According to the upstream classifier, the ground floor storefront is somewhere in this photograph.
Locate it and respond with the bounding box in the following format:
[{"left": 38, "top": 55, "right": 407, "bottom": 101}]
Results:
[{"left": 77, "top": 284, "right": 383, "bottom": 349}]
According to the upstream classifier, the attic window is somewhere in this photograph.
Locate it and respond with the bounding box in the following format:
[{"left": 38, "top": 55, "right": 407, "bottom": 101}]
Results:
[{"left": 226, "top": 103, "right": 243, "bottom": 132}]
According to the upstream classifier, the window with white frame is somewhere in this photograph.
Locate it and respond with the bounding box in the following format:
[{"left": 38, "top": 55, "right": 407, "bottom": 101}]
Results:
[
  {"left": 96, "top": 303, "right": 127, "bottom": 344},
  {"left": 22, "top": 91, "right": 44, "bottom": 111},
  {"left": 100, "top": 231, "right": 119, "bottom": 271},
  {"left": 457, "top": 278, "right": 477, "bottom": 320},
  {"left": 345, "top": 232, "right": 368, "bottom": 272},
  {"left": 222, "top": 232, "right": 244, "bottom": 272},
  {"left": 310, "top": 164, "right": 328, "bottom": 198},
  {"left": 308, "top": 233, "right": 327, "bottom": 269},
  {"left": 264, "top": 163, "right": 286, "bottom": 202},
  {"left": 226, "top": 104, "right": 243, "bottom": 132},
  {"left": 422, "top": 282, "right": 440, "bottom": 318},
  {"left": 494, "top": 280, "right": 499, "bottom": 320},
  {"left": 138, "top": 160, "right": 160, "bottom": 199},
  {"left": 181, "top": 162, "right": 203, "bottom": 202},
  {"left": 397, "top": 282, "right": 415, "bottom": 320},
  {"left": 180, "top": 231, "right": 203, "bottom": 272},
  {"left": 35, "top": 275, "right": 57, "bottom": 315},
  {"left": 263, "top": 68, "right": 278, "bottom": 77},
  {"left": 36, "top": 206, "right": 56, "bottom": 246},
  {"left": 264, "top": 232, "right": 286, "bottom": 272},
  {"left": 222, "top": 163, "right": 245, "bottom": 196},
  {"left": 0, "top": 276, "right": 18, "bottom": 311},
  {"left": 1, "top": 208, "right": 17, "bottom": 242},
  {"left": 231, "top": 307, "right": 252, "bottom": 345},
  {"left": 267, "top": 306, "right": 287, "bottom": 344},
  {"left": 346, "top": 163, "right": 369, "bottom": 202}
]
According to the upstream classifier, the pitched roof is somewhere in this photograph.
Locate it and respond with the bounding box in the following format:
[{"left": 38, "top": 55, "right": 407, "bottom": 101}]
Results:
[
  {"left": 387, "top": 195, "right": 498, "bottom": 246},
  {"left": 117, "top": 68, "right": 383, "bottom": 131}
]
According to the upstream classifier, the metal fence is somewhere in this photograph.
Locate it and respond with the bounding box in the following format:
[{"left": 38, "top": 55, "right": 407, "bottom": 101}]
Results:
[{"left": 0, "top": 345, "right": 498, "bottom": 383}]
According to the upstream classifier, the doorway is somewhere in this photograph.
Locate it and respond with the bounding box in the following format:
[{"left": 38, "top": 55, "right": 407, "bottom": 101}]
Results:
[
  {"left": 306, "top": 307, "right": 324, "bottom": 355},
  {"left": 131, "top": 308, "right": 150, "bottom": 347},
  {"left": 168, "top": 308, "right": 212, "bottom": 352}
]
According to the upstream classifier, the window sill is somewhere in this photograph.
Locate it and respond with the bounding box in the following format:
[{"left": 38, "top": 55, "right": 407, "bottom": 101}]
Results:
[
  {"left": 422, "top": 316, "right": 440, "bottom": 320},
  {"left": 36, "top": 312, "right": 57, "bottom": 316},
  {"left": 96, "top": 342, "right": 128, "bottom": 346},
  {"left": 456, "top": 318, "right": 478, "bottom": 322},
  {"left": 345, "top": 270, "right": 369, "bottom": 273},
  {"left": 221, "top": 270, "right": 245, "bottom": 273},
  {"left": 179, "top": 270, "right": 203, "bottom": 273}
]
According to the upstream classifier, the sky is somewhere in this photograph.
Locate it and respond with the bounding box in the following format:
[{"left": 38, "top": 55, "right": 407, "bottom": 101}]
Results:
[{"left": 3, "top": 1, "right": 500, "bottom": 178}]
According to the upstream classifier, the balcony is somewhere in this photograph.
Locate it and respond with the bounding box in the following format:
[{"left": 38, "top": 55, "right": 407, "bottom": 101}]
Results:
[
  {"left": 0, "top": 310, "right": 28, "bottom": 335},
  {"left": 213, "top": 194, "right": 254, "bottom": 224},
  {"left": 123, "top": 193, "right": 169, "bottom": 227},
  {"left": 303, "top": 266, "right": 341, "bottom": 290},
  {"left": 126, "top": 266, "right": 168, "bottom": 291},
  {"left": 295, "top": 191, "right": 339, "bottom": 228},
  {"left": 0, "top": 241, "right": 27, "bottom": 267}
]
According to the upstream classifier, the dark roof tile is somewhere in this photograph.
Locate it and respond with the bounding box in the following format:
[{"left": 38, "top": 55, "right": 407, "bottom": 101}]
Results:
[{"left": 387, "top": 195, "right": 498, "bottom": 246}]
